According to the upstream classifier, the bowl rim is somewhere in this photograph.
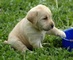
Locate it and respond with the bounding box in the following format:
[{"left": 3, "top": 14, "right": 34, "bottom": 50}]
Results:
[
  {"left": 63, "top": 27, "right": 73, "bottom": 42},
  {"left": 64, "top": 27, "right": 73, "bottom": 32},
  {"left": 63, "top": 38, "right": 73, "bottom": 42}
]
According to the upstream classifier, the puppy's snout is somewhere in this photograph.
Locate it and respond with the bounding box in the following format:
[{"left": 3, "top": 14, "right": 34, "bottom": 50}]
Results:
[{"left": 51, "top": 24, "right": 54, "bottom": 28}]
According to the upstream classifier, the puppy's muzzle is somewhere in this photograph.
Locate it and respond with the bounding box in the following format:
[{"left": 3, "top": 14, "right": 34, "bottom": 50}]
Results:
[
  {"left": 50, "top": 24, "right": 54, "bottom": 29},
  {"left": 48, "top": 23, "right": 54, "bottom": 30},
  {"left": 43, "top": 23, "right": 54, "bottom": 31}
]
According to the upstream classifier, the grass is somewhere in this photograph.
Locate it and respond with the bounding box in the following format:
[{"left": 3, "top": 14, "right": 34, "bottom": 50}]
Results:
[{"left": 0, "top": 0, "right": 73, "bottom": 60}]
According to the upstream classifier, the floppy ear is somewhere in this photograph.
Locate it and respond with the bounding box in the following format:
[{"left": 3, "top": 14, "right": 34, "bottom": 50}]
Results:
[{"left": 26, "top": 10, "right": 38, "bottom": 23}]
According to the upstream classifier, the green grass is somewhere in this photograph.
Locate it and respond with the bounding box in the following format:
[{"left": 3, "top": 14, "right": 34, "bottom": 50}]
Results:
[{"left": 0, "top": 0, "right": 73, "bottom": 60}]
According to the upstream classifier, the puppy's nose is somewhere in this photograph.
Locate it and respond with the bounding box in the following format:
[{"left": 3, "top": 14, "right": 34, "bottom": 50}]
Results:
[{"left": 51, "top": 24, "right": 54, "bottom": 28}]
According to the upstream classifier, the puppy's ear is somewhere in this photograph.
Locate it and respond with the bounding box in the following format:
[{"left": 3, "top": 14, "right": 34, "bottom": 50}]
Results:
[{"left": 26, "top": 10, "right": 38, "bottom": 23}]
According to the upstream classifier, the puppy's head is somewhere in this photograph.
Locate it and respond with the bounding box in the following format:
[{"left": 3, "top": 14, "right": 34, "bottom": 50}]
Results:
[{"left": 26, "top": 4, "right": 54, "bottom": 31}]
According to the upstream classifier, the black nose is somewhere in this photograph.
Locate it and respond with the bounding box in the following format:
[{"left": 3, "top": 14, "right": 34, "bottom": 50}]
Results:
[{"left": 51, "top": 24, "right": 54, "bottom": 28}]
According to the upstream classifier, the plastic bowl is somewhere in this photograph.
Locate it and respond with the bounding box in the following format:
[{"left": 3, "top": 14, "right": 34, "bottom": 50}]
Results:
[{"left": 62, "top": 28, "right": 73, "bottom": 51}]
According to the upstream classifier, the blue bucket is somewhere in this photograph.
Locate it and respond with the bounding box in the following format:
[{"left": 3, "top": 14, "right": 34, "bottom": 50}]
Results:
[{"left": 62, "top": 28, "right": 73, "bottom": 51}]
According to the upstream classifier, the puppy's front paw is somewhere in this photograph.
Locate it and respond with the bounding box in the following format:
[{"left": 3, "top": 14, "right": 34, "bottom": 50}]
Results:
[
  {"left": 57, "top": 30, "right": 66, "bottom": 38},
  {"left": 60, "top": 31, "right": 66, "bottom": 38}
]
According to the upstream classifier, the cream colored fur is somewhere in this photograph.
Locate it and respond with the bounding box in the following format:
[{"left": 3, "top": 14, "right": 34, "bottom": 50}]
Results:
[{"left": 4, "top": 5, "right": 66, "bottom": 52}]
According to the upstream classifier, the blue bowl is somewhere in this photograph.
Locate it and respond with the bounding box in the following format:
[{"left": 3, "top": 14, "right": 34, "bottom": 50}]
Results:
[{"left": 62, "top": 28, "right": 73, "bottom": 51}]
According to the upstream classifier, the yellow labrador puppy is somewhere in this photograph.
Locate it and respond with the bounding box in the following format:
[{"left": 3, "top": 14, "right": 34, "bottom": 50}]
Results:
[{"left": 4, "top": 5, "right": 66, "bottom": 52}]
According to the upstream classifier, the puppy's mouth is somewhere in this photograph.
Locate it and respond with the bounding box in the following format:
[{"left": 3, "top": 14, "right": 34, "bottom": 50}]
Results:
[
  {"left": 42, "top": 28, "right": 52, "bottom": 31},
  {"left": 42, "top": 25, "right": 54, "bottom": 31}
]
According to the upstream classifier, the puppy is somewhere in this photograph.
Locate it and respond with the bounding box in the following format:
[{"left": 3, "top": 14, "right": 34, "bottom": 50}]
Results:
[{"left": 4, "top": 5, "right": 66, "bottom": 52}]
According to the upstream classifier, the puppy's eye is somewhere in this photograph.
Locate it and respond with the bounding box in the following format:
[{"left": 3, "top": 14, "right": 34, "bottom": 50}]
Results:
[{"left": 43, "top": 16, "right": 48, "bottom": 20}]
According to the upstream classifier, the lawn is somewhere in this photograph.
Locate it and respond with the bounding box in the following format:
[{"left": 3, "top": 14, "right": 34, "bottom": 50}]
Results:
[{"left": 0, "top": 0, "right": 73, "bottom": 60}]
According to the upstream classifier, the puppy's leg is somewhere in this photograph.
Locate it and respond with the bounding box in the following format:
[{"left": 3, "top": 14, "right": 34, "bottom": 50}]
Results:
[
  {"left": 47, "top": 27, "right": 66, "bottom": 38},
  {"left": 31, "top": 40, "right": 43, "bottom": 48},
  {"left": 4, "top": 37, "right": 28, "bottom": 52}
]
